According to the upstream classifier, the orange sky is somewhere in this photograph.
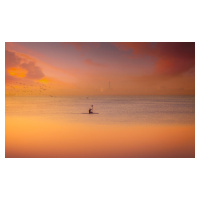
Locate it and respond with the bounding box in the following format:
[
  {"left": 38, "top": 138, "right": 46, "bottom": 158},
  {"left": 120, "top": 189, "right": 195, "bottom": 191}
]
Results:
[{"left": 5, "top": 42, "right": 195, "bottom": 96}]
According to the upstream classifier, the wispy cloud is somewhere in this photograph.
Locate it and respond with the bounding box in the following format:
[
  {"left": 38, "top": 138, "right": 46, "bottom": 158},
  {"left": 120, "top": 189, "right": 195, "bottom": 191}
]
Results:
[{"left": 84, "top": 59, "right": 105, "bottom": 68}]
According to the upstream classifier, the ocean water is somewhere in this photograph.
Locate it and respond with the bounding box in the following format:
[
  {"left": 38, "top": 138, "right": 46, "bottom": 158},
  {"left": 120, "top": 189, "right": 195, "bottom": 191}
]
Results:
[
  {"left": 5, "top": 95, "right": 195, "bottom": 124},
  {"left": 5, "top": 95, "right": 195, "bottom": 158}
]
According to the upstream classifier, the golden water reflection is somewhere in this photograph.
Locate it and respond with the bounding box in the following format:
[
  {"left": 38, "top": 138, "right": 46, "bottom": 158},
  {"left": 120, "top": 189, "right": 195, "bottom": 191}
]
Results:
[{"left": 5, "top": 116, "right": 195, "bottom": 158}]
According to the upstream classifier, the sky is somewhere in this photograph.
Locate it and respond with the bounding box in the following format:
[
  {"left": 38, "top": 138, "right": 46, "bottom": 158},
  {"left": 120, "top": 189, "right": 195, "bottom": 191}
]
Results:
[{"left": 5, "top": 42, "right": 195, "bottom": 96}]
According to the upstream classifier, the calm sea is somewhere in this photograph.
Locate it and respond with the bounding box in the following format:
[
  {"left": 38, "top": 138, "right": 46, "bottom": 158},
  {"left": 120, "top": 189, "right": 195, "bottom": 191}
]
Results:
[
  {"left": 5, "top": 95, "right": 195, "bottom": 125},
  {"left": 5, "top": 95, "right": 195, "bottom": 157}
]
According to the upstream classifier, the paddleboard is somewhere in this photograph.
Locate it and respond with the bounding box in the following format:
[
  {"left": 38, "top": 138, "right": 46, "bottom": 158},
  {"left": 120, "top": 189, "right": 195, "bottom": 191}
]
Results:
[{"left": 81, "top": 113, "right": 99, "bottom": 114}]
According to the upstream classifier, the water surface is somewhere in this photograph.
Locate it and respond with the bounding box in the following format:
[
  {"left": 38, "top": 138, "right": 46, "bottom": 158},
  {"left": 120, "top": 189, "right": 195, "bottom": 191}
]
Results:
[{"left": 5, "top": 95, "right": 195, "bottom": 158}]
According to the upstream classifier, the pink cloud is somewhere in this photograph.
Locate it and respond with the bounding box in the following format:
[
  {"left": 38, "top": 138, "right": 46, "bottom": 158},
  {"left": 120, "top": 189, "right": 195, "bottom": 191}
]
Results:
[
  {"left": 84, "top": 59, "right": 105, "bottom": 68},
  {"left": 113, "top": 42, "right": 195, "bottom": 76},
  {"left": 5, "top": 50, "right": 45, "bottom": 81}
]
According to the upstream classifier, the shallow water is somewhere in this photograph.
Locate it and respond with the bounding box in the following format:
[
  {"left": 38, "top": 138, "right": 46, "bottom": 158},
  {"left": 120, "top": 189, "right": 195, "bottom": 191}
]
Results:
[{"left": 5, "top": 95, "right": 195, "bottom": 158}]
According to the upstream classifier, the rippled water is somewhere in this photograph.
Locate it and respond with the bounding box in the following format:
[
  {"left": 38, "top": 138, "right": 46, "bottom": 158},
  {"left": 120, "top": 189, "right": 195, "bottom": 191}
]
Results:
[
  {"left": 5, "top": 95, "right": 195, "bottom": 157},
  {"left": 5, "top": 95, "right": 195, "bottom": 125}
]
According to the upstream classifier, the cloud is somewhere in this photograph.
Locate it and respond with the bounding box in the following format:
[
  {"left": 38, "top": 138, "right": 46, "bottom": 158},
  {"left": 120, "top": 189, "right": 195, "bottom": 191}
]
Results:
[
  {"left": 67, "top": 42, "right": 84, "bottom": 51},
  {"left": 113, "top": 42, "right": 195, "bottom": 76},
  {"left": 5, "top": 50, "right": 21, "bottom": 68},
  {"left": 21, "top": 62, "right": 44, "bottom": 79},
  {"left": 113, "top": 42, "right": 153, "bottom": 55},
  {"left": 84, "top": 59, "right": 105, "bottom": 68},
  {"left": 154, "top": 43, "right": 195, "bottom": 76},
  {"left": 62, "top": 42, "right": 101, "bottom": 52},
  {"left": 5, "top": 50, "right": 44, "bottom": 80}
]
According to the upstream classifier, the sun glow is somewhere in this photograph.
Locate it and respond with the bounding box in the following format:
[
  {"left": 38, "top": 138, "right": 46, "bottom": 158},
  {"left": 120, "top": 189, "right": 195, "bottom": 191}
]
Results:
[
  {"left": 38, "top": 77, "right": 49, "bottom": 84},
  {"left": 8, "top": 67, "right": 27, "bottom": 78}
]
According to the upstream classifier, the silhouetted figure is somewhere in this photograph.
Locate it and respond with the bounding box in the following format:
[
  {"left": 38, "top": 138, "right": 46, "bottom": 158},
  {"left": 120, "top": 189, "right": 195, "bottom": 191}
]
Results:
[{"left": 89, "top": 105, "right": 93, "bottom": 114}]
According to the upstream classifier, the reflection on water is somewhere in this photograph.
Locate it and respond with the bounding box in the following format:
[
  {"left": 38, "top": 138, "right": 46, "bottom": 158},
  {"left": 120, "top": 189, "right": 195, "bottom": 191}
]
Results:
[
  {"left": 5, "top": 96, "right": 195, "bottom": 158},
  {"left": 5, "top": 95, "right": 195, "bottom": 124}
]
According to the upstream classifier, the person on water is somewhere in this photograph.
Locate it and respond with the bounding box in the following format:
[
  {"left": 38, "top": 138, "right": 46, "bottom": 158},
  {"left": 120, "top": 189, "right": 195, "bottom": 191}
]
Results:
[{"left": 89, "top": 105, "right": 93, "bottom": 114}]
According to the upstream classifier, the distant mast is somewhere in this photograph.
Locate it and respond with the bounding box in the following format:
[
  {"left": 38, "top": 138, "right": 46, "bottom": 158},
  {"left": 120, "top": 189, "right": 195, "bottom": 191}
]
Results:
[{"left": 108, "top": 81, "right": 112, "bottom": 95}]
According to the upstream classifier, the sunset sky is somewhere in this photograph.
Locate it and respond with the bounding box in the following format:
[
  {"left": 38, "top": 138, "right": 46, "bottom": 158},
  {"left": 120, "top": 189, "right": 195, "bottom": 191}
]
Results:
[{"left": 5, "top": 42, "right": 195, "bottom": 96}]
